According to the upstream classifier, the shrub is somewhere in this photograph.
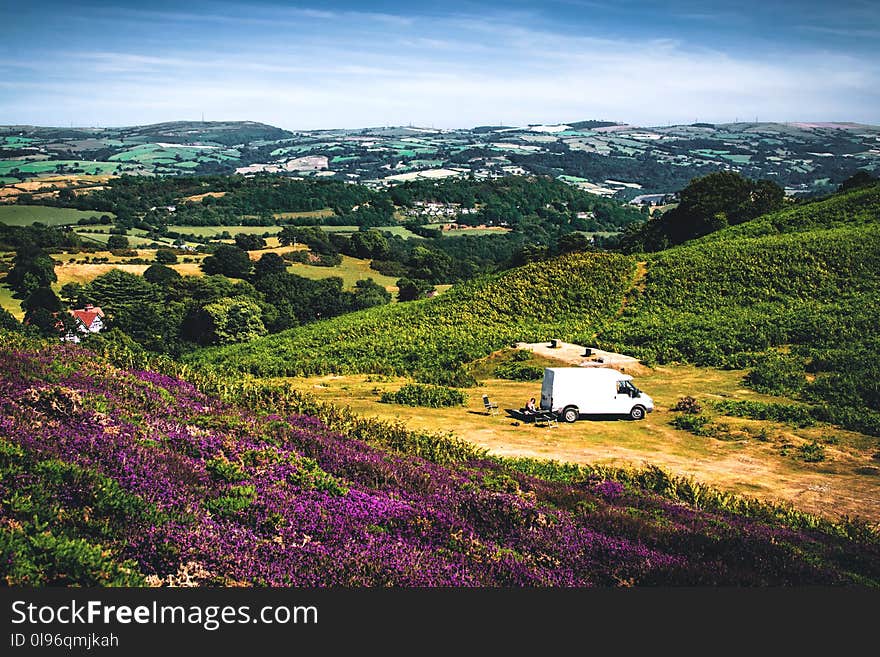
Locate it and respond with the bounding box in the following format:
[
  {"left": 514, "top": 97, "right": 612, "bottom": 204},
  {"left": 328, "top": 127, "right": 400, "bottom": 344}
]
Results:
[
  {"left": 495, "top": 362, "right": 544, "bottom": 381},
  {"left": 671, "top": 414, "right": 715, "bottom": 436},
  {"left": 799, "top": 441, "right": 826, "bottom": 463},
  {"left": 380, "top": 383, "right": 467, "bottom": 408},
  {"left": 712, "top": 399, "right": 816, "bottom": 428},
  {"left": 673, "top": 396, "right": 702, "bottom": 414},
  {"left": 744, "top": 353, "right": 807, "bottom": 396}
]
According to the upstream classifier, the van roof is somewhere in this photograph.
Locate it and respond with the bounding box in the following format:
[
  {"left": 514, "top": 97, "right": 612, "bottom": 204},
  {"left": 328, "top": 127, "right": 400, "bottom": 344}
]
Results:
[{"left": 544, "top": 367, "right": 633, "bottom": 380}]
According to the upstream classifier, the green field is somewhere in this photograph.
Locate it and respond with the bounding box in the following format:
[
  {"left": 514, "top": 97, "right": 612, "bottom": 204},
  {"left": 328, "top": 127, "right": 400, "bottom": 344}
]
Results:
[
  {"left": 173, "top": 225, "right": 283, "bottom": 237},
  {"left": 0, "top": 160, "right": 121, "bottom": 175},
  {"left": 0, "top": 283, "right": 21, "bottom": 319},
  {"left": 424, "top": 224, "right": 511, "bottom": 237},
  {"left": 288, "top": 255, "right": 399, "bottom": 290},
  {"left": 0, "top": 205, "right": 112, "bottom": 226},
  {"left": 319, "top": 224, "right": 423, "bottom": 239}
]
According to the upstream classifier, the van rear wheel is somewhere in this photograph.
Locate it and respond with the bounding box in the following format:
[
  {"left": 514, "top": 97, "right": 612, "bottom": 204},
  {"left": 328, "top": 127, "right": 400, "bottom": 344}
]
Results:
[
  {"left": 562, "top": 407, "right": 579, "bottom": 423},
  {"left": 629, "top": 405, "right": 646, "bottom": 421}
]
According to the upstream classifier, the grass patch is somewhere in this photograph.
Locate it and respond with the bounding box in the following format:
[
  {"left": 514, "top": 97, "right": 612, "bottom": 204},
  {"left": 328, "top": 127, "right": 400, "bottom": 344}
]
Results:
[
  {"left": 0, "top": 205, "right": 112, "bottom": 227},
  {"left": 287, "top": 255, "right": 399, "bottom": 291}
]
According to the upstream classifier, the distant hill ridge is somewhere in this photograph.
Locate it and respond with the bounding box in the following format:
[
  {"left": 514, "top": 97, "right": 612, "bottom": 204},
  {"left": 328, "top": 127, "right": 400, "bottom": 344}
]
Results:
[{"left": 2, "top": 119, "right": 877, "bottom": 194}]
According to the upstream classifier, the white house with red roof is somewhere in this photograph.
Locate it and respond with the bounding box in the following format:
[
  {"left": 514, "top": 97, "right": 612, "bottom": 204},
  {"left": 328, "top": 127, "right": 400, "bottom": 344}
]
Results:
[{"left": 62, "top": 305, "right": 106, "bottom": 342}]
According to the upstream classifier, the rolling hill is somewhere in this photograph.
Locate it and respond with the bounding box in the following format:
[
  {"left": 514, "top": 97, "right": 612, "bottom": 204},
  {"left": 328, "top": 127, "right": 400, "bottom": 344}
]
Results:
[
  {"left": 2, "top": 120, "right": 878, "bottom": 196},
  {"left": 192, "top": 183, "right": 880, "bottom": 433}
]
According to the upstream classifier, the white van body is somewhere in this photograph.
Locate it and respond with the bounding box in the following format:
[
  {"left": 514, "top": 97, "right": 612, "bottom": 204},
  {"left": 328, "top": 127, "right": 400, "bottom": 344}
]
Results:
[{"left": 540, "top": 367, "right": 654, "bottom": 422}]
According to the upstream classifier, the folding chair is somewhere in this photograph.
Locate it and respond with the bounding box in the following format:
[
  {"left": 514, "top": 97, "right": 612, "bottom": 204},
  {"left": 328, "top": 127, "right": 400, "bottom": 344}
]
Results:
[{"left": 482, "top": 394, "right": 499, "bottom": 415}]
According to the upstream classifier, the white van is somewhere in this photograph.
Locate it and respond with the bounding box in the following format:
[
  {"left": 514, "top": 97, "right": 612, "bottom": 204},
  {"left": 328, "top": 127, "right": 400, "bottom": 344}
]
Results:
[{"left": 540, "top": 367, "right": 654, "bottom": 422}]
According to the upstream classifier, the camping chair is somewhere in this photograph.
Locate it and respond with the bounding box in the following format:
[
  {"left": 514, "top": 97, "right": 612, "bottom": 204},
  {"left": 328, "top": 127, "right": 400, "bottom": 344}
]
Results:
[
  {"left": 534, "top": 411, "right": 558, "bottom": 428},
  {"left": 482, "top": 395, "right": 499, "bottom": 415}
]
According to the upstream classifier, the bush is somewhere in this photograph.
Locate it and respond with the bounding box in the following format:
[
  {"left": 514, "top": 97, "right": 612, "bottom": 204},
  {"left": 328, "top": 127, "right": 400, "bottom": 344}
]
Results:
[
  {"left": 671, "top": 414, "right": 714, "bottom": 436},
  {"left": 495, "top": 362, "right": 544, "bottom": 381},
  {"left": 712, "top": 399, "right": 816, "bottom": 428},
  {"left": 380, "top": 383, "right": 467, "bottom": 408},
  {"left": 673, "top": 396, "right": 702, "bottom": 414},
  {"left": 155, "top": 248, "right": 178, "bottom": 264},
  {"left": 799, "top": 441, "right": 826, "bottom": 463},
  {"left": 745, "top": 353, "right": 807, "bottom": 396}
]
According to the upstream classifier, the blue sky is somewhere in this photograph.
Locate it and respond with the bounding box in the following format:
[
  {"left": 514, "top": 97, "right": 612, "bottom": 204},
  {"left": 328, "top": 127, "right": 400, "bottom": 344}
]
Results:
[{"left": 2, "top": 0, "right": 879, "bottom": 128}]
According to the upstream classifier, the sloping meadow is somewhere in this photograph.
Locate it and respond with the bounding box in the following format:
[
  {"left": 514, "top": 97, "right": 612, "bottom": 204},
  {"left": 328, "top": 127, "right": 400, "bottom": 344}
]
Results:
[
  {"left": 191, "top": 252, "right": 639, "bottom": 383},
  {"left": 191, "top": 190, "right": 880, "bottom": 434},
  {"left": 2, "top": 339, "right": 878, "bottom": 586}
]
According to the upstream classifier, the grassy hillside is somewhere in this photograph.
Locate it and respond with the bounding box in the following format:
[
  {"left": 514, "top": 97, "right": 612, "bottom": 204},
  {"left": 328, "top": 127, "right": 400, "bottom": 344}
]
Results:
[
  {"left": 0, "top": 204, "right": 110, "bottom": 226},
  {"left": 2, "top": 337, "right": 877, "bottom": 586},
  {"left": 194, "top": 184, "right": 880, "bottom": 435},
  {"left": 696, "top": 183, "right": 880, "bottom": 241},
  {"left": 192, "top": 252, "right": 638, "bottom": 381},
  {"left": 599, "top": 225, "right": 880, "bottom": 364}
]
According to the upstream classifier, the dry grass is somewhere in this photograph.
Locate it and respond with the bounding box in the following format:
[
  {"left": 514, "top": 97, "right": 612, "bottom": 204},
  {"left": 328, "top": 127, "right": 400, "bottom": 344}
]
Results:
[
  {"left": 287, "top": 255, "right": 400, "bottom": 291},
  {"left": 54, "top": 260, "right": 205, "bottom": 286},
  {"left": 283, "top": 365, "right": 880, "bottom": 523},
  {"left": 0, "top": 175, "right": 115, "bottom": 200},
  {"left": 181, "top": 191, "right": 228, "bottom": 203},
  {"left": 273, "top": 208, "right": 336, "bottom": 219}
]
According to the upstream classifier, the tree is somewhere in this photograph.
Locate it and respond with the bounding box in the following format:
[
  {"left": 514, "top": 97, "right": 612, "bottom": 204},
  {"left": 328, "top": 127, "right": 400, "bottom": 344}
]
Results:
[
  {"left": 350, "top": 278, "right": 391, "bottom": 310},
  {"left": 629, "top": 172, "right": 786, "bottom": 251},
  {"left": 59, "top": 282, "right": 84, "bottom": 305},
  {"left": 234, "top": 233, "right": 267, "bottom": 251},
  {"left": 350, "top": 230, "right": 389, "bottom": 259},
  {"left": 22, "top": 286, "right": 61, "bottom": 315},
  {"left": 253, "top": 252, "right": 287, "bottom": 279},
  {"left": 143, "top": 264, "right": 182, "bottom": 286},
  {"left": 396, "top": 277, "right": 434, "bottom": 302},
  {"left": 200, "top": 245, "right": 253, "bottom": 278},
  {"left": 6, "top": 250, "right": 57, "bottom": 296},
  {"left": 22, "top": 287, "right": 65, "bottom": 337},
  {"left": 0, "top": 307, "right": 22, "bottom": 332},
  {"left": 555, "top": 232, "right": 594, "bottom": 254},
  {"left": 838, "top": 170, "right": 877, "bottom": 192},
  {"left": 84, "top": 270, "right": 159, "bottom": 315},
  {"left": 106, "top": 234, "right": 130, "bottom": 250},
  {"left": 155, "top": 248, "right": 178, "bottom": 264},
  {"left": 277, "top": 226, "right": 299, "bottom": 247},
  {"left": 200, "top": 297, "right": 267, "bottom": 344}
]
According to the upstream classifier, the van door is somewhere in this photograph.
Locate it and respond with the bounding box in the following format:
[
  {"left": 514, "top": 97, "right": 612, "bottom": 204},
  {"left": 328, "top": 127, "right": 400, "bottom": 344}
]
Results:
[
  {"left": 540, "top": 371, "right": 554, "bottom": 411},
  {"left": 612, "top": 380, "right": 636, "bottom": 415}
]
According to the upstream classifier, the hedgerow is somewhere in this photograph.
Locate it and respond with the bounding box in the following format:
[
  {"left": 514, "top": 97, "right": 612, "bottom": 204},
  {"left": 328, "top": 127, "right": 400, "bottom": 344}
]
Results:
[{"left": 380, "top": 384, "right": 467, "bottom": 408}]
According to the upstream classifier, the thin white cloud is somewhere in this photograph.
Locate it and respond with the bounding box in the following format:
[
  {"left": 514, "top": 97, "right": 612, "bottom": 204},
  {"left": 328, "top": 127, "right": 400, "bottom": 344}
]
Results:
[{"left": 2, "top": 5, "right": 878, "bottom": 127}]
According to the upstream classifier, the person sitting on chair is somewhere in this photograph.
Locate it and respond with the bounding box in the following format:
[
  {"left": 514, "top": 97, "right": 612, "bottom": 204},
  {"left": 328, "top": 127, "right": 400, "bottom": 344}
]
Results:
[{"left": 523, "top": 397, "right": 538, "bottom": 414}]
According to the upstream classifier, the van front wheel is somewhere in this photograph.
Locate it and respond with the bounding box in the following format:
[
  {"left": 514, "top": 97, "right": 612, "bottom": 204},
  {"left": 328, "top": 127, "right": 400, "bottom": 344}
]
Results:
[
  {"left": 562, "top": 407, "right": 579, "bottom": 423},
  {"left": 629, "top": 405, "right": 646, "bottom": 421}
]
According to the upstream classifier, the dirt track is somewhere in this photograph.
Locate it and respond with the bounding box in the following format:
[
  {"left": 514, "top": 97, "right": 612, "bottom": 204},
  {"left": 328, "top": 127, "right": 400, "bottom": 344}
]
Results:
[{"left": 516, "top": 341, "right": 651, "bottom": 375}]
